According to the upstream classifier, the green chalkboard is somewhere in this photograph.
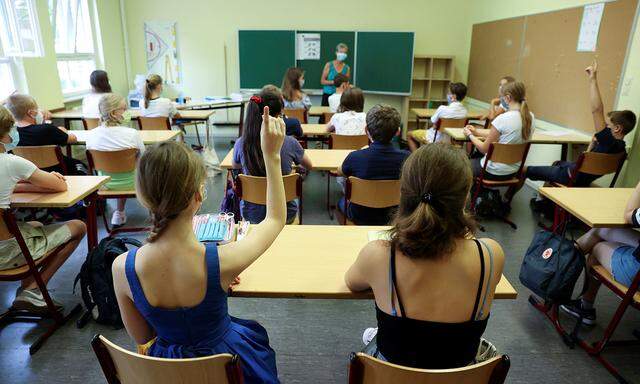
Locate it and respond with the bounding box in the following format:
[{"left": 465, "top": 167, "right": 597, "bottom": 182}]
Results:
[
  {"left": 355, "top": 32, "right": 414, "bottom": 94},
  {"left": 239, "top": 30, "right": 295, "bottom": 89},
  {"left": 296, "top": 31, "right": 356, "bottom": 91}
]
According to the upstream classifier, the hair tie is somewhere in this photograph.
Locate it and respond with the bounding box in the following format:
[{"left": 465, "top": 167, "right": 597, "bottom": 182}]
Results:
[
  {"left": 421, "top": 193, "right": 433, "bottom": 204},
  {"left": 250, "top": 95, "right": 262, "bottom": 104}
]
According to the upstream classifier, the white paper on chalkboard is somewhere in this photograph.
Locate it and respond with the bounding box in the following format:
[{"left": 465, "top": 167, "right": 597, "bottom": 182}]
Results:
[
  {"left": 577, "top": 3, "right": 605, "bottom": 52},
  {"left": 296, "top": 33, "right": 321, "bottom": 60}
]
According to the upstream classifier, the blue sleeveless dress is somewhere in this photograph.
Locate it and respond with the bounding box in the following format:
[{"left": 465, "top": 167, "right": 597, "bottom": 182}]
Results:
[{"left": 125, "top": 244, "right": 279, "bottom": 383}]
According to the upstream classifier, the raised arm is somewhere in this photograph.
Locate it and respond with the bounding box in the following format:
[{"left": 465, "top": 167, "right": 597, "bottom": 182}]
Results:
[
  {"left": 586, "top": 61, "right": 606, "bottom": 133},
  {"left": 217, "top": 106, "right": 287, "bottom": 288},
  {"left": 624, "top": 181, "right": 640, "bottom": 224}
]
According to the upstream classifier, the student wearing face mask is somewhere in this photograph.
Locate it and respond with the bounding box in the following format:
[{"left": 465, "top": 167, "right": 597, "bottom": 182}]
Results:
[
  {"left": 5, "top": 94, "right": 86, "bottom": 174},
  {"left": 86, "top": 93, "right": 145, "bottom": 227},
  {"left": 480, "top": 76, "right": 516, "bottom": 123},
  {"left": 320, "top": 43, "right": 351, "bottom": 107},
  {"left": 0, "top": 105, "right": 86, "bottom": 313},
  {"left": 281, "top": 67, "right": 312, "bottom": 110}
]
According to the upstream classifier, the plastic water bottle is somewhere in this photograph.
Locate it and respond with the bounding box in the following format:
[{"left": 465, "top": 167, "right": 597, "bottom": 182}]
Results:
[{"left": 177, "top": 91, "right": 185, "bottom": 105}]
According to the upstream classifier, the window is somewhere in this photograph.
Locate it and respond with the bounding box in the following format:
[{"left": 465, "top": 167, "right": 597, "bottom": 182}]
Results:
[
  {"left": 49, "top": 0, "right": 98, "bottom": 97},
  {"left": 0, "top": 0, "right": 43, "bottom": 57},
  {"left": 0, "top": 57, "right": 16, "bottom": 100}
]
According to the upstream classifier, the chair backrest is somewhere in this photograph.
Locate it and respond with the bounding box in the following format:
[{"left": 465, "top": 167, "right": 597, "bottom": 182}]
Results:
[
  {"left": 438, "top": 117, "right": 468, "bottom": 129},
  {"left": 12, "top": 145, "right": 66, "bottom": 172},
  {"left": 574, "top": 151, "right": 627, "bottom": 186},
  {"left": 346, "top": 177, "right": 401, "bottom": 208},
  {"left": 138, "top": 116, "right": 171, "bottom": 131},
  {"left": 87, "top": 148, "right": 138, "bottom": 174},
  {"left": 329, "top": 134, "right": 369, "bottom": 150},
  {"left": 486, "top": 142, "right": 530, "bottom": 167},
  {"left": 284, "top": 108, "right": 307, "bottom": 124},
  {"left": 236, "top": 173, "right": 301, "bottom": 204},
  {"left": 91, "top": 335, "right": 242, "bottom": 384},
  {"left": 348, "top": 352, "right": 510, "bottom": 384},
  {"left": 83, "top": 118, "right": 100, "bottom": 130},
  {"left": 323, "top": 112, "right": 335, "bottom": 122}
]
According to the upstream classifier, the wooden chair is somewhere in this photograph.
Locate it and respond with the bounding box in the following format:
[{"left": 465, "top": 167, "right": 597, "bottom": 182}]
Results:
[
  {"left": 86, "top": 148, "right": 147, "bottom": 235},
  {"left": 323, "top": 112, "right": 335, "bottom": 124},
  {"left": 0, "top": 209, "right": 82, "bottom": 355},
  {"left": 284, "top": 108, "right": 307, "bottom": 124},
  {"left": 326, "top": 134, "right": 371, "bottom": 219},
  {"left": 348, "top": 352, "right": 510, "bottom": 384},
  {"left": 12, "top": 145, "right": 67, "bottom": 174},
  {"left": 82, "top": 118, "right": 100, "bottom": 130},
  {"left": 91, "top": 335, "right": 243, "bottom": 384},
  {"left": 433, "top": 117, "right": 468, "bottom": 143},
  {"left": 138, "top": 116, "right": 171, "bottom": 131},
  {"left": 235, "top": 173, "right": 303, "bottom": 224},
  {"left": 470, "top": 142, "right": 531, "bottom": 229},
  {"left": 337, "top": 177, "right": 400, "bottom": 225}
]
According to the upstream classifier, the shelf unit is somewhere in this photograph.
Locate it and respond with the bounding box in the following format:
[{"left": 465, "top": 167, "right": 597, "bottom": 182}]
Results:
[{"left": 401, "top": 55, "right": 454, "bottom": 138}]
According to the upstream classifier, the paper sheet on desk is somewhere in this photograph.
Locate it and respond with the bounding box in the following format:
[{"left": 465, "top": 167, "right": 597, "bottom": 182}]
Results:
[{"left": 537, "top": 130, "right": 571, "bottom": 137}]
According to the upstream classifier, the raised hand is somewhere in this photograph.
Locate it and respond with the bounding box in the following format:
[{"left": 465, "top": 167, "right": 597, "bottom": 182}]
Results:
[
  {"left": 260, "top": 106, "right": 285, "bottom": 158},
  {"left": 585, "top": 60, "right": 598, "bottom": 80}
]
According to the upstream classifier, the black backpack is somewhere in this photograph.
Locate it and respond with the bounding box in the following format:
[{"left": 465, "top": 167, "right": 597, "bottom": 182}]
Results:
[{"left": 74, "top": 237, "right": 142, "bottom": 328}]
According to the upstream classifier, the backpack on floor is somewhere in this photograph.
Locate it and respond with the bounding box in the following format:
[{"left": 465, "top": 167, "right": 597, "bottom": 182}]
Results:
[
  {"left": 474, "top": 188, "right": 509, "bottom": 218},
  {"left": 519, "top": 226, "right": 586, "bottom": 302},
  {"left": 74, "top": 236, "right": 142, "bottom": 328}
]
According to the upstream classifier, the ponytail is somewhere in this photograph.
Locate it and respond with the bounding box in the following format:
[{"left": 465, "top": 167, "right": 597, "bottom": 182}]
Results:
[
  {"left": 502, "top": 81, "right": 532, "bottom": 140},
  {"left": 520, "top": 100, "right": 532, "bottom": 140},
  {"left": 143, "top": 74, "right": 163, "bottom": 109}
]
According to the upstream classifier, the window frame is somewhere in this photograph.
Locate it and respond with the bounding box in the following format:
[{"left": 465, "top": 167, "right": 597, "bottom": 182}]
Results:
[{"left": 0, "top": 0, "right": 44, "bottom": 58}]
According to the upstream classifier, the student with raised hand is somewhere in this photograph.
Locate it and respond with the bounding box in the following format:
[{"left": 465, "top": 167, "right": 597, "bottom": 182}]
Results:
[
  {"left": 326, "top": 87, "right": 366, "bottom": 135},
  {"left": 407, "top": 83, "right": 468, "bottom": 151},
  {"left": 281, "top": 67, "right": 312, "bottom": 110},
  {"left": 111, "top": 107, "right": 286, "bottom": 383},
  {"left": 463, "top": 81, "right": 533, "bottom": 181},
  {"left": 82, "top": 70, "right": 112, "bottom": 118},
  {"left": 345, "top": 144, "right": 505, "bottom": 369},
  {"left": 232, "top": 88, "right": 312, "bottom": 224},
  {"left": 140, "top": 74, "right": 182, "bottom": 119},
  {"left": 560, "top": 180, "right": 640, "bottom": 325},
  {"left": 86, "top": 94, "right": 145, "bottom": 227},
  {"left": 525, "top": 61, "right": 634, "bottom": 189},
  {"left": 0, "top": 106, "right": 86, "bottom": 313}
]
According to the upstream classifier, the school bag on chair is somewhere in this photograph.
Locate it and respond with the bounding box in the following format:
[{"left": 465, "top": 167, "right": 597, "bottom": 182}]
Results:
[{"left": 74, "top": 236, "right": 142, "bottom": 329}]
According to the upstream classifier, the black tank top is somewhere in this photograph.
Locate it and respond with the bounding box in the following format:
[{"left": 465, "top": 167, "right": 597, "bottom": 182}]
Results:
[{"left": 375, "top": 239, "right": 491, "bottom": 369}]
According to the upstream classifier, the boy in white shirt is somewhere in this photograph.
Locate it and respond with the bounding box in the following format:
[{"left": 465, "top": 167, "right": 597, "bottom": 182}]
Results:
[
  {"left": 408, "top": 82, "right": 468, "bottom": 151},
  {"left": 328, "top": 74, "right": 350, "bottom": 113},
  {"left": 0, "top": 106, "right": 86, "bottom": 313},
  {"left": 326, "top": 87, "right": 366, "bottom": 136},
  {"left": 140, "top": 74, "right": 181, "bottom": 119}
]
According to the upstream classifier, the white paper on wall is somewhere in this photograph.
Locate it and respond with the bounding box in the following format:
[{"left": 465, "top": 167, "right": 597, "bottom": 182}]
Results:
[
  {"left": 145, "top": 21, "right": 182, "bottom": 84},
  {"left": 577, "top": 3, "right": 605, "bottom": 52},
  {"left": 296, "top": 33, "right": 321, "bottom": 60}
]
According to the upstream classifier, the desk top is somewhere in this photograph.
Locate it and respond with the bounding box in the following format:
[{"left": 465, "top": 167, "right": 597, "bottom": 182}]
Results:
[
  {"left": 308, "top": 106, "right": 332, "bottom": 116},
  {"left": 221, "top": 149, "right": 352, "bottom": 171},
  {"left": 231, "top": 225, "right": 517, "bottom": 300},
  {"left": 302, "top": 124, "right": 329, "bottom": 137},
  {"left": 538, "top": 187, "right": 632, "bottom": 228},
  {"left": 411, "top": 108, "right": 485, "bottom": 120},
  {"left": 51, "top": 109, "right": 215, "bottom": 121},
  {"left": 10, "top": 176, "right": 110, "bottom": 208},
  {"left": 72, "top": 129, "right": 181, "bottom": 145},
  {"left": 443, "top": 128, "right": 592, "bottom": 145}
]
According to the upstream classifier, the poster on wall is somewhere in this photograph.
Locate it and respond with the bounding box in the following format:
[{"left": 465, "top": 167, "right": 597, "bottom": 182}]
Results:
[
  {"left": 144, "top": 21, "right": 181, "bottom": 84},
  {"left": 296, "top": 33, "right": 321, "bottom": 60}
]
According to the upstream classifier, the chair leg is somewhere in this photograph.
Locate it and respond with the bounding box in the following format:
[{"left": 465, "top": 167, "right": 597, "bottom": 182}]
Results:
[
  {"left": 29, "top": 304, "right": 82, "bottom": 354},
  {"left": 327, "top": 172, "right": 334, "bottom": 220}
]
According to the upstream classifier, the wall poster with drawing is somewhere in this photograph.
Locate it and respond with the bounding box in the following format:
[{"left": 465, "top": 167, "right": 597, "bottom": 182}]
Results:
[{"left": 144, "top": 21, "right": 182, "bottom": 84}]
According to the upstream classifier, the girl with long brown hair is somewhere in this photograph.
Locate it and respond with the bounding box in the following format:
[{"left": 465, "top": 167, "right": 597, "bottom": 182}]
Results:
[{"left": 281, "top": 67, "right": 311, "bottom": 110}]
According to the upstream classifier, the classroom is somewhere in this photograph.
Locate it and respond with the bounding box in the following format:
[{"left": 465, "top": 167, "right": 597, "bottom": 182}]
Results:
[{"left": 1, "top": 0, "right": 640, "bottom": 383}]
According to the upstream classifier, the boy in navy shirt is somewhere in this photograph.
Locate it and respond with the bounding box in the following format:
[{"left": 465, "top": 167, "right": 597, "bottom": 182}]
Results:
[{"left": 337, "top": 104, "right": 410, "bottom": 225}]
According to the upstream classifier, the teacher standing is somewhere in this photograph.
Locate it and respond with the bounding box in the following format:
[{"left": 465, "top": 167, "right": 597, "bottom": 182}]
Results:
[{"left": 320, "top": 43, "right": 351, "bottom": 106}]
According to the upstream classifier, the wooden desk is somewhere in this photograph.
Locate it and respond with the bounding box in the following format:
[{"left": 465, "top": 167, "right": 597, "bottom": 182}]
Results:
[
  {"left": 302, "top": 124, "right": 329, "bottom": 137},
  {"left": 308, "top": 106, "right": 332, "bottom": 117},
  {"left": 11, "top": 176, "right": 110, "bottom": 249},
  {"left": 443, "top": 128, "right": 591, "bottom": 161},
  {"left": 51, "top": 109, "right": 215, "bottom": 122},
  {"left": 411, "top": 108, "right": 485, "bottom": 127},
  {"left": 220, "top": 149, "right": 353, "bottom": 171},
  {"left": 180, "top": 100, "right": 245, "bottom": 136},
  {"left": 231, "top": 225, "right": 517, "bottom": 300},
  {"left": 71, "top": 129, "right": 181, "bottom": 145},
  {"left": 538, "top": 187, "right": 632, "bottom": 228}
]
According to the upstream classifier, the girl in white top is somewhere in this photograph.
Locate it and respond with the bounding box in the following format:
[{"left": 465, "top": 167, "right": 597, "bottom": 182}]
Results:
[
  {"left": 140, "top": 74, "right": 181, "bottom": 119},
  {"left": 0, "top": 106, "right": 86, "bottom": 313},
  {"left": 464, "top": 81, "right": 533, "bottom": 179},
  {"left": 327, "top": 87, "right": 366, "bottom": 136},
  {"left": 82, "top": 70, "right": 112, "bottom": 118},
  {"left": 86, "top": 93, "right": 145, "bottom": 227}
]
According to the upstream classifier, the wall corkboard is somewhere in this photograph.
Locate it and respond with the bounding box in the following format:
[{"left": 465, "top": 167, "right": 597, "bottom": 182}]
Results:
[{"left": 467, "top": 0, "right": 638, "bottom": 133}]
